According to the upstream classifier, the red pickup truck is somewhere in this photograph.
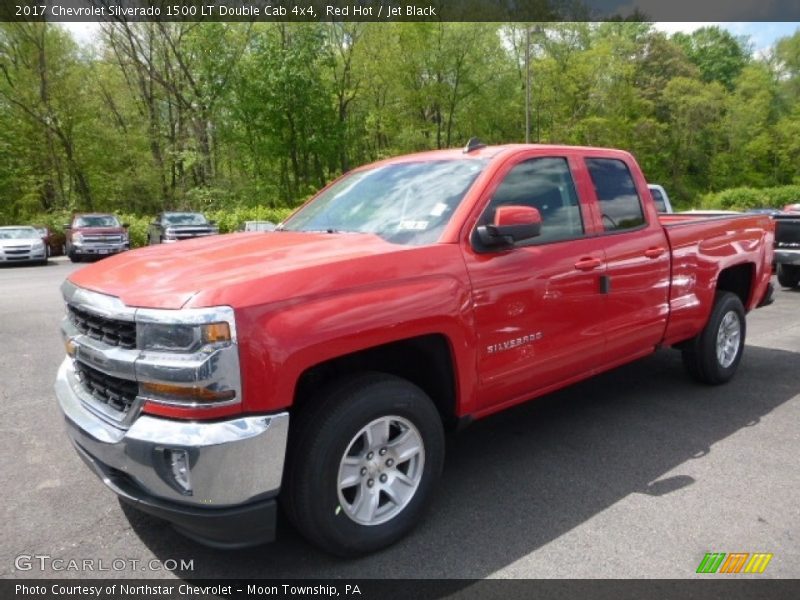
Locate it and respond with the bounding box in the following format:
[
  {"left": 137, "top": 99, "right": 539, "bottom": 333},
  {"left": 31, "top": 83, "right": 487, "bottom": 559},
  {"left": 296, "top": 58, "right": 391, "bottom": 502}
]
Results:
[
  {"left": 56, "top": 144, "right": 774, "bottom": 556},
  {"left": 64, "top": 213, "right": 130, "bottom": 262}
]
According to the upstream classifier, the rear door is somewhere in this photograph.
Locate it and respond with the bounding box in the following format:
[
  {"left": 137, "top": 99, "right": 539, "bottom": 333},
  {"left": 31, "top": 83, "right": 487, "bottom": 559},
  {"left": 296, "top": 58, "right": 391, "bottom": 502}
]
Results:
[
  {"left": 583, "top": 156, "right": 670, "bottom": 361},
  {"left": 463, "top": 153, "right": 608, "bottom": 411}
]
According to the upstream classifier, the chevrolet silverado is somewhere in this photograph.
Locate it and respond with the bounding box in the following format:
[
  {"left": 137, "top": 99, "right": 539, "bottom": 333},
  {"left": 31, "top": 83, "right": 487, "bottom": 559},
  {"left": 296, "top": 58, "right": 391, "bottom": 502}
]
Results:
[
  {"left": 55, "top": 143, "right": 775, "bottom": 556},
  {"left": 64, "top": 213, "right": 130, "bottom": 263}
]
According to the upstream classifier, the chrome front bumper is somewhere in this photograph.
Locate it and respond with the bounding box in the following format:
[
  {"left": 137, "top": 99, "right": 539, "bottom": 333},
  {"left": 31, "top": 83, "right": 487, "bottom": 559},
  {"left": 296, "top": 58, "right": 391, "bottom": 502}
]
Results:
[
  {"left": 55, "top": 359, "right": 289, "bottom": 508},
  {"left": 0, "top": 249, "right": 46, "bottom": 262},
  {"left": 71, "top": 242, "right": 128, "bottom": 256}
]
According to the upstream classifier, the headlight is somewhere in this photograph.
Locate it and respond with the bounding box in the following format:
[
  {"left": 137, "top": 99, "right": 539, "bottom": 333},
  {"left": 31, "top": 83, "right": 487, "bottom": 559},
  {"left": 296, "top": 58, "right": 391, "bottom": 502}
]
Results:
[
  {"left": 137, "top": 321, "right": 231, "bottom": 353},
  {"left": 32, "top": 240, "right": 44, "bottom": 249},
  {"left": 73, "top": 233, "right": 83, "bottom": 243},
  {"left": 134, "top": 306, "right": 240, "bottom": 412}
]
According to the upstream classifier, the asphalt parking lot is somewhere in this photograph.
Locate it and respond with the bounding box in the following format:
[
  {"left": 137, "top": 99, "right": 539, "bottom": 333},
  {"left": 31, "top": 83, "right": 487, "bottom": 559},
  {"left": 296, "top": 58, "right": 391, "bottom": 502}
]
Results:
[{"left": 1, "top": 256, "right": 798, "bottom": 579}]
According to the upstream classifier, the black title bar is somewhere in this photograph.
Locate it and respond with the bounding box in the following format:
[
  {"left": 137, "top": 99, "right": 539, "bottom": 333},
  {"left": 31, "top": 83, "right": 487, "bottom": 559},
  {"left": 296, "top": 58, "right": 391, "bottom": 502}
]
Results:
[{"left": 2, "top": 0, "right": 800, "bottom": 23}]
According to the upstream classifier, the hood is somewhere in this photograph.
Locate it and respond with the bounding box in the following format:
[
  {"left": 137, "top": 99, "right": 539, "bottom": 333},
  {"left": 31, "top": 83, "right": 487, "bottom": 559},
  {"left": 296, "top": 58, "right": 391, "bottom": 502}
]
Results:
[
  {"left": 0, "top": 236, "right": 42, "bottom": 246},
  {"left": 67, "top": 231, "right": 419, "bottom": 309}
]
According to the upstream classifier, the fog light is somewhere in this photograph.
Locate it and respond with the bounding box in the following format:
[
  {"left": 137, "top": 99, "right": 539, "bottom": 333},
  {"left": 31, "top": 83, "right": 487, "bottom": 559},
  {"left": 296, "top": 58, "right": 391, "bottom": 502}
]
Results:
[
  {"left": 165, "top": 449, "right": 192, "bottom": 495},
  {"left": 64, "top": 339, "right": 77, "bottom": 358}
]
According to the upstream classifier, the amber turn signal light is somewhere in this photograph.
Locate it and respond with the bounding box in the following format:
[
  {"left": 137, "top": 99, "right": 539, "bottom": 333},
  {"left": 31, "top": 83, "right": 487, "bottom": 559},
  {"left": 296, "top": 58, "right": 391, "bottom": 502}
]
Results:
[
  {"left": 140, "top": 382, "right": 235, "bottom": 403},
  {"left": 202, "top": 322, "right": 231, "bottom": 344}
]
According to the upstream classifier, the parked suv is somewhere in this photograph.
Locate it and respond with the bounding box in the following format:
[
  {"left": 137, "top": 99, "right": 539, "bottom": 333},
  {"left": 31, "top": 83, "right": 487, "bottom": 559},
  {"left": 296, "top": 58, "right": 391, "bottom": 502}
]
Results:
[
  {"left": 64, "top": 214, "right": 129, "bottom": 263},
  {"left": 148, "top": 212, "right": 218, "bottom": 244}
]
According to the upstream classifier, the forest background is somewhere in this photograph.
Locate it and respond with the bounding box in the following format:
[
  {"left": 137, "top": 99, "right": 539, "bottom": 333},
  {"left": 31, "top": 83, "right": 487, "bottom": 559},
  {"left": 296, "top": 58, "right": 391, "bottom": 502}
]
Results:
[{"left": 2, "top": 21, "right": 800, "bottom": 244}]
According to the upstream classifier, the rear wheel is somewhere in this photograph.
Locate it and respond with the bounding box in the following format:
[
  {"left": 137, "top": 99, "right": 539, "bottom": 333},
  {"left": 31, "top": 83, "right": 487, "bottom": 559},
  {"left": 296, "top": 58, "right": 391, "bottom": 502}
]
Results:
[
  {"left": 777, "top": 264, "right": 800, "bottom": 288},
  {"left": 282, "top": 372, "right": 445, "bottom": 557},
  {"left": 681, "top": 292, "right": 746, "bottom": 385}
]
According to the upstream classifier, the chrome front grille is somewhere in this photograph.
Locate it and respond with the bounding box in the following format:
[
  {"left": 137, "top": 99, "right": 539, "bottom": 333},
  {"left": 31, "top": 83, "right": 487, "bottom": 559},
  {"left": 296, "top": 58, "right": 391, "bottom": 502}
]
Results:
[
  {"left": 67, "top": 305, "right": 137, "bottom": 349},
  {"left": 82, "top": 234, "right": 123, "bottom": 244},
  {"left": 74, "top": 360, "right": 138, "bottom": 414},
  {"left": 3, "top": 244, "right": 32, "bottom": 258},
  {"left": 173, "top": 228, "right": 215, "bottom": 239}
]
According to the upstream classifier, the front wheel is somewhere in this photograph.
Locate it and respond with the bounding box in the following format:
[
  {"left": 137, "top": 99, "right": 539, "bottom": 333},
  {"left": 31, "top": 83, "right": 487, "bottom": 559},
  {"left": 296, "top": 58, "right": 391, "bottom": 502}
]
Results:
[
  {"left": 777, "top": 264, "right": 800, "bottom": 289},
  {"left": 282, "top": 373, "right": 445, "bottom": 557},
  {"left": 66, "top": 243, "right": 81, "bottom": 263},
  {"left": 682, "top": 292, "right": 746, "bottom": 385}
]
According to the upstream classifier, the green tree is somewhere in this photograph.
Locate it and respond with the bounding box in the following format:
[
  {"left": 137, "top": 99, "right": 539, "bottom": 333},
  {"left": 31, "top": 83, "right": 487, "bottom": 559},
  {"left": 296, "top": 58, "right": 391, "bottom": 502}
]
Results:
[{"left": 673, "top": 26, "right": 749, "bottom": 90}]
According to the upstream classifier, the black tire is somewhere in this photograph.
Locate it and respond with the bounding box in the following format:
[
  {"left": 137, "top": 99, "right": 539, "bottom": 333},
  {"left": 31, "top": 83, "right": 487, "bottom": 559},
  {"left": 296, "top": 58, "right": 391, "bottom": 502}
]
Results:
[
  {"left": 681, "top": 292, "right": 746, "bottom": 385},
  {"left": 282, "top": 372, "right": 445, "bottom": 557},
  {"left": 68, "top": 253, "right": 81, "bottom": 263},
  {"left": 776, "top": 264, "right": 800, "bottom": 289}
]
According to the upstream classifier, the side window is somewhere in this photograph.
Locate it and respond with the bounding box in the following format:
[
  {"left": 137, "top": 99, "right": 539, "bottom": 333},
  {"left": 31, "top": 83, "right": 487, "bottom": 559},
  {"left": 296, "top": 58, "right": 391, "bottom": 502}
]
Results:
[
  {"left": 585, "top": 158, "right": 645, "bottom": 232},
  {"left": 480, "top": 157, "right": 584, "bottom": 244}
]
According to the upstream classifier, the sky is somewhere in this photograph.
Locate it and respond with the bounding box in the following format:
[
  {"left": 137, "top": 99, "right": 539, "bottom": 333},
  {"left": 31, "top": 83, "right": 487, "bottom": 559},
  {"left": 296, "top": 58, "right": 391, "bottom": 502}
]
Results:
[
  {"left": 61, "top": 22, "right": 800, "bottom": 54},
  {"left": 653, "top": 22, "right": 800, "bottom": 54}
]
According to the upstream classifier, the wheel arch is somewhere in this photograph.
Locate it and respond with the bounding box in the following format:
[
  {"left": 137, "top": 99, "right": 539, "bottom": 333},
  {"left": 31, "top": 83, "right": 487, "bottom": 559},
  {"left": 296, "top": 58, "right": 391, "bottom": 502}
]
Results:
[
  {"left": 716, "top": 262, "right": 755, "bottom": 310},
  {"left": 292, "top": 334, "right": 459, "bottom": 429}
]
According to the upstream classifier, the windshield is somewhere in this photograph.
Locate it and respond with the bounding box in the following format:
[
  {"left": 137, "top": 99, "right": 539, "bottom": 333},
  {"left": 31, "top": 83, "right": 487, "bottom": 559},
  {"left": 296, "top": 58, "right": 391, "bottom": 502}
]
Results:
[
  {"left": 282, "top": 159, "right": 487, "bottom": 245},
  {"left": 164, "top": 213, "right": 208, "bottom": 225},
  {"left": 0, "top": 227, "right": 39, "bottom": 240},
  {"left": 74, "top": 215, "right": 120, "bottom": 228}
]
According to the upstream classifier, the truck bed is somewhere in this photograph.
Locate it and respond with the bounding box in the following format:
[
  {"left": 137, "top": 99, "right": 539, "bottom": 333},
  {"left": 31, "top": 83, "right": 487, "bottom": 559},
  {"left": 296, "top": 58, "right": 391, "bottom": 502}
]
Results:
[{"left": 658, "top": 212, "right": 774, "bottom": 347}]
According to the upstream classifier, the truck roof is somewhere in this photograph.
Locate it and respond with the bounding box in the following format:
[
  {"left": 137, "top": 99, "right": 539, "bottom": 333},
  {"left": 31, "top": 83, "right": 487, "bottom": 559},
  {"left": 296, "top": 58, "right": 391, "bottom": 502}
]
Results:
[{"left": 363, "top": 143, "right": 636, "bottom": 169}]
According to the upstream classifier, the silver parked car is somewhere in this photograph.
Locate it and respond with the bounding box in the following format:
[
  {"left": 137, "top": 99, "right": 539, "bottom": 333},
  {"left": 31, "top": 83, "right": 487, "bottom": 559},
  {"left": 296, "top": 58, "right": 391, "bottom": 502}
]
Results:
[{"left": 0, "top": 226, "right": 48, "bottom": 265}]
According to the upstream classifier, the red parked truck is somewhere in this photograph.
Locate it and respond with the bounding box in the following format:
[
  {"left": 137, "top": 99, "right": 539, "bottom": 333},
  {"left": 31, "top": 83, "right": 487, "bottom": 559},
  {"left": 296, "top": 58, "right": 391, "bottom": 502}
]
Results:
[
  {"left": 56, "top": 143, "right": 775, "bottom": 556},
  {"left": 64, "top": 213, "right": 130, "bottom": 263}
]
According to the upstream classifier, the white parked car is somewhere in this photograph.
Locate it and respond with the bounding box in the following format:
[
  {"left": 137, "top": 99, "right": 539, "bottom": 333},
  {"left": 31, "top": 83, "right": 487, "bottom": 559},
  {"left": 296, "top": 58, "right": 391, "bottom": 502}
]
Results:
[{"left": 0, "top": 226, "right": 48, "bottom": 265}]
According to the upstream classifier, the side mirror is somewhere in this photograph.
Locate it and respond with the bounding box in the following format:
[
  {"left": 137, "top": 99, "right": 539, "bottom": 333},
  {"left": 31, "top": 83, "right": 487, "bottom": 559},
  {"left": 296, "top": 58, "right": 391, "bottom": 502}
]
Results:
[{"left": 476, "top": 205, "right": 542, "bottom": 248}]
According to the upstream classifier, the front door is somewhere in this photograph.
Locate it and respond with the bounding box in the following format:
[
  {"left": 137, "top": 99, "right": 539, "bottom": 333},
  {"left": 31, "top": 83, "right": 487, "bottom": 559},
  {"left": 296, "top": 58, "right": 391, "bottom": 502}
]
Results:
[{"left": 463, "top": 155, "right": 608, "bottom": 412}]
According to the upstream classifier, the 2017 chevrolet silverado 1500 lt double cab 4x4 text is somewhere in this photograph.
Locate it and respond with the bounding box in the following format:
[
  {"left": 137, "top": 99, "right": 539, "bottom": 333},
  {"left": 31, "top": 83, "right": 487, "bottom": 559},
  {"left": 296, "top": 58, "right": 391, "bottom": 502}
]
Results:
[{"left": 55, "top": 143, "right": 775, "bottom": 556}]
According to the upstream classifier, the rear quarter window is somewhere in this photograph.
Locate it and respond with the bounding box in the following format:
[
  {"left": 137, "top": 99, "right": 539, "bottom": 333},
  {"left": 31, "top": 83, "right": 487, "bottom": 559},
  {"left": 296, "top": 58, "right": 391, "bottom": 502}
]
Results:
[{"left": 586, "top": 158, "right": 645, "bottom": 232}]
